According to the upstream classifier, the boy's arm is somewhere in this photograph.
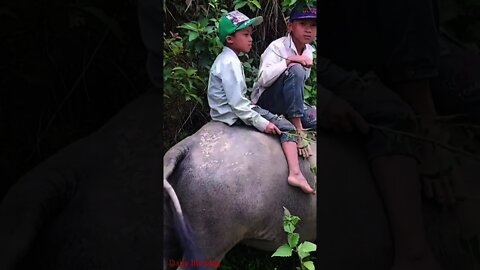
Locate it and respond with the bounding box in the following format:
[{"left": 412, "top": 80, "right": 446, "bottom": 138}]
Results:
[
  {"left": 255, "top": 45, "right": 290, "bottom": 88},
  {"left": 222, "top": 62, "right": 270, "bottom": 132}
]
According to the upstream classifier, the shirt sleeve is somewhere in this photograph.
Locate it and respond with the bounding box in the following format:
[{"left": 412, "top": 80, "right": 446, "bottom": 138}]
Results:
[
  {"left": 255, "top": 44, "right": 288, "bottom": 88},
  {"left": 222, "top": 60, "right": 270, "bottom": 132}
]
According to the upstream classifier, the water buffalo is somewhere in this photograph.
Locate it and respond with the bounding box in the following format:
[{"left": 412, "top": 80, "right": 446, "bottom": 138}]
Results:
[{"left": 163, "top": 121, "right": 317, "bottom": 269}]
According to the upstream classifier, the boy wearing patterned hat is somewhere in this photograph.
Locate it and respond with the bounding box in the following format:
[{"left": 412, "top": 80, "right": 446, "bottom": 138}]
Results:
[
  {"left": 251, "top": 2, "right": 317, "bottom": 158},
  {"left": 208, "top": 10, "right": 315, "bottom": 194}
]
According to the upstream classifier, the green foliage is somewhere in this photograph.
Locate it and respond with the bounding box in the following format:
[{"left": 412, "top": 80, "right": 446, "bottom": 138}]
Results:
[
  {"left": 163, "top": 33, "right": 205, "bottom": 107},
  {"left": 163, "top": 0, "right": 230, "bottom": 149},
  {"left": 240, "top": 53, "right": 260, "bottom": 86},
  {"left": 272, "top": 207, "right": 317, "bottom": 270},
  {"left": 304, "top": 43, "right": 317, "bottom": 106},
  {"left": 282, "top": 0, "right": 298, "bottom": 11},
  {"left": 233, "top": 0, "right": 261, "bottom": 12},
  {"left": 281, "top": 0, "right": 316, "bottom": 13},
  {"left": 164, "top": 0, "right": 229, "bottom": 101}
]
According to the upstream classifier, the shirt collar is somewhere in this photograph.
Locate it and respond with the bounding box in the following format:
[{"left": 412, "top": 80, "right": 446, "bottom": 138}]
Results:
[
  {"left": 223, "top": 46, "right": 239, "bottom": 57},
  {"left": 282, "top": 33, "right": 316, "bottom": 55}
]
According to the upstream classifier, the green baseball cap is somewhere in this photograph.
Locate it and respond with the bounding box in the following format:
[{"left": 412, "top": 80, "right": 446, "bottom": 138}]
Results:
[{"left": 218, "top": 10, "right": 263, "bottom": 45}]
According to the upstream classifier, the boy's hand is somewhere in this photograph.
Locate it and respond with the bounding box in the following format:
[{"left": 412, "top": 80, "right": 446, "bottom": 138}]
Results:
[
  {"left": 264, "top": 122, "right": 281, "bottom": 135},
  {"left": 287, "top": 55, "right": 313, "bottom": 68},
  {"left": 302, "top": 57, "right": 313, "bottom": 68}
]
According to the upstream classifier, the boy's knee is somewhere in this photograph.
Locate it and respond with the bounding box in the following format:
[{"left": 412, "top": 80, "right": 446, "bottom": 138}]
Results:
[
  {"left": 287, "top": 64, "right": 307, "bottom": 80},
  {"left": 277, "top": 118, "right": 296, "bottom": 132}
]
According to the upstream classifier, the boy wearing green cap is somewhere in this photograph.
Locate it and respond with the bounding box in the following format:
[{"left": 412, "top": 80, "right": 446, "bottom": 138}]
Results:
[
  {"left": 208, "top": 10, "right": 315, "bottom": 194},
  {"left": 251, "top": 3, "right": 317, "bottom": 158}
]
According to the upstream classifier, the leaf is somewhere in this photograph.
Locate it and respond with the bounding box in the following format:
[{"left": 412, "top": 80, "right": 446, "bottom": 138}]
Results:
[
  {"left": 288, "top": 233, "right": 300, "bottom": 248},
  {"left": 163, "top": 68, "right": 172, "bottom": 80},
  {"left": 297, "top": 243, "right": 310, "bottom": 260},
  {"left": 234, "top": 1, "right": 248, "bottom": 10},
  {"left": 304, "top": 90, "right": 311, "bottom": 100},
  {"left": 199, "top": 17, "right": 209, "bottom": 27},
  {"left": 303, "top": 261, "right": 315, "bottom": 270},
  {"left": 299, "top": 241, "right": 317, "bottom": 253},
  {"left": 250, "top": 0, "right": 261, "bottom": 9},
  {"left": 205, "top": 26, "right": 215, "bottom": 34},
  {"left": 290, "top": 215, "right": 301, "bottom": 226},
  {"left": 189, "top": 31, "right": 199, "bottom": 41},
  {"left": 172, "top": 67, "right": 187, "bottom": 72},
  {"left": 271, "top": 244, "right": 292, "bottom": 257},
  {"left": 186, "top": 68, "right": 197, "bottom": 76},
  {"left": 283, "top": 222, "right": 295, "bottom": 233},
  {"left": 283, "top": 206, "right": 291, "bottom": 217},
  {"left": 178, "top": 22, "right": 198, "bottom": 32},
  {"left": 190, "top": 94, "right": 204, "bottom": 106}
]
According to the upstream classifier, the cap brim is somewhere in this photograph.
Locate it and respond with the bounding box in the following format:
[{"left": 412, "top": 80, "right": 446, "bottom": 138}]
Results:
[
  {"left": 236, "top": 16, "right": 263, "bottom": 31},
  {"left": 291, "top": 16, "right": 316, "bottom": 20}
]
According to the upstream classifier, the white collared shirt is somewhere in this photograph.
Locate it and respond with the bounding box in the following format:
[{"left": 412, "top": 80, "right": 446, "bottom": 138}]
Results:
[
  {"left": 251, "top": 34, "right": 315, "bottom": 104},
  {"left": 207, "top": 46, "right": 270, "bottom": 132}
]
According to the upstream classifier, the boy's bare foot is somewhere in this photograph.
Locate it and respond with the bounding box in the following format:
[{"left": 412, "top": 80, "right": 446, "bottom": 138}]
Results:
[
  {"left": 391, "top": 254, "right": 443, "bottom": 270},
  {"left": 288, "top": 173, "right": 315, "bottom": 194}
]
